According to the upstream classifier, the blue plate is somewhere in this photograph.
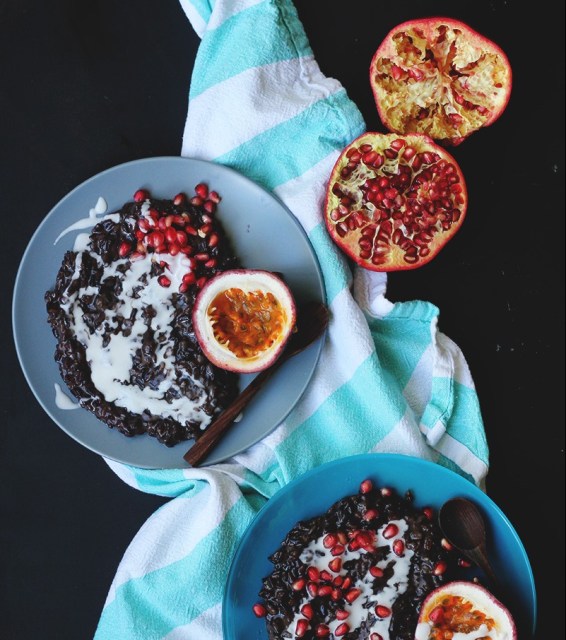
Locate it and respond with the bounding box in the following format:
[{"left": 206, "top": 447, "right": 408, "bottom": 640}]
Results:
[
  {"left": 223, "top": 453, "right": 537, "bottom": 639},
  {"left": 12, "top": 157, "right": 325, "bottom": 469}
]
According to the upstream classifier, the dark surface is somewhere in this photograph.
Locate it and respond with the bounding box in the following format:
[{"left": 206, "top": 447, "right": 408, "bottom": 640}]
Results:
[{"left": 0, "top": 1, "right": 563, "bottom": 638}]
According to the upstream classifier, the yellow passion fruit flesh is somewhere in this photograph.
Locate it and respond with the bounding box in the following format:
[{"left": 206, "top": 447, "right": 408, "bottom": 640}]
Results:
[{"left": 192, "top": 269, "right": 296, "bottom": 373}]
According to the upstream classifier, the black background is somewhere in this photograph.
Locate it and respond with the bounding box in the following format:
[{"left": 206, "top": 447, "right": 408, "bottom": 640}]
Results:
[{"left": 1, "top": 1, "right": 563, "bottom": 638}]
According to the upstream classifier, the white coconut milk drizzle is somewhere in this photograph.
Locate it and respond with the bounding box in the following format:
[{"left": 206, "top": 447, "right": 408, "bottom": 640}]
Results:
[
  {"left": 289, "top": 519, "right": 414, "bottom": 639},
  {"left": 54, "top": 383, "right": 80, "bottom": 410},
  {"left": 54, "top": 196, "right": 108, "bottom": 245},
  {"left": 60, "top": 232, "right": 208, "bottom": 425}
]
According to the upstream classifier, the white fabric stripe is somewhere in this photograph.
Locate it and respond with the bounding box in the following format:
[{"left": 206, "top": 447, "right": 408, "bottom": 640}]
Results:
[
  {"left": 207, "top": 0, "right": 265, "bottom": 31},
  {"left": 433, "top": 432, "right": 488, "bottom": 483},
  {"left": 272, "top": 151, "right": 340, "bottom": 234},
  {"left": 104, "top": 458, "right": 140, "bottom": 490},
  {"left": 370, "top": 407, "right": 437, "bottom": 460},
  {"left": 353, "top": 269, "right": 393, "bottom": 318},
  {"left": 182, "top": 56, "right": 343, "bottom": 159},
  {"left": 437, "top": 331, "right": 476, "bottom": 388},
  {"left": 162, "top": 602, "right": 222, "bottom": 640},
  {"left": 179, "top": 1, "right": 208, "bottom": 38},
  {"left": 103, "top": 471, "right": 241, "bottom": 605},
  {"left": 420, "top": 418, "right": 448, "bottom": 446},
  {"left": 402, "top": 342, "right": 435, "bottom": 423}
]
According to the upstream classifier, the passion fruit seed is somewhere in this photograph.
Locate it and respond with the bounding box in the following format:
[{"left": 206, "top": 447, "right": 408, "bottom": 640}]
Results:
[
  {"left": 370, "top": 18, "right": 512, "bottom": 144},
  {"left": 325, "top": 133, "right": 467, "bottom": 271}
]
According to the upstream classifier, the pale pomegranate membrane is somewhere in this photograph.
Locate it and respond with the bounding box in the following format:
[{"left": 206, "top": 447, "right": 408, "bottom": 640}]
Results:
[
  {"left": 370, "top": 19, "right": 512, "bottom": 145},
  {"left": 45, "top": 185, "right": 240, "bottom": 446},
  {"left": 253, "top": 479, "right": 470, "bottom": 639}
]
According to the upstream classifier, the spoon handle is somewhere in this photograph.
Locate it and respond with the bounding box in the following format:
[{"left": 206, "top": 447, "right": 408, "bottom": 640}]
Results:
[
  {"left": 183, "top": 364, "right": 278, "bottom": 467},
  {"left": 467, "top": 545, "right": 500, "bottom": 589}
]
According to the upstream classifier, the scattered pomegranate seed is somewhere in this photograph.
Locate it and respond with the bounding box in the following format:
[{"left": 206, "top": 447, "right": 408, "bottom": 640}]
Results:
[
  {"left": 370, "top": 634, "right": 384, "bottom": 640},
  {"left": 423, "top": 507, "right": 434, "bottom": 520},
  {"left": 203, "top": 200, "right": 216, "bottom": 214},
  {"left": 307, "top": 582, "right": 319, "bottom": 597},
  {"left": 173, "top": 193, "right": 186, "bottom": 206},
  {"left": 380, "top": 487, "right": 392, "bottom": 497},
  {"left": 300, "top": 603, "right": 313, "bottom": 620},
  {"left": 295, "top": 618, "right": 309, "bottom": 637},
  {"left": 429, "top": 605, "right": 445, "bottom": 624},
  {"left": 158, "top": 275, "right": 171, "bottom": 288},
  {"left": 319, "top": 570, "right": 332, "bottom": 582},
  {"left": 360, "top": 479, "right": 373, "bottom": 494},
  {"left": 208, "top": 190, "right": 221, "bottom": 203},
  {"left": 315, "top": 624, "right": 330, "bottom": 638},
  {"left": 133, "top": 188, "right": 149, "bottom": 202},
  {"left": 307, "top": 567, "right": 319, "bottom": 582},
  {"left": 118, "top": 241, "right": 131, "bottom": 257},
  {"left": 251, "top": 603, "right": 266, "bottom": 618},
  {"left": 441, "top": 538, "right": 454, "bottom": 551},
  {"left": 382, "top": 523, "right": 399, "bottom": 539},
  {"left": 393, "top": 539, "right": 405, "bottom": 556},
  {"left": 195, "top": 183, "right": 208, "bottom": 199},
  {"left": 318, "top": 585, "right": 332, "bottom": 597},
  {"left": 364, "top": 508, "right": 379, "bottom": 521},
  {"left": 336, "top": 609, "right": 349, "bottom": 620},
  {"left": 328, "top": 557, "right": 342, "bottom": 573},
  {"left": 330, "top": 544, "right": 345, "bottom": 556},
  {"left": 458, "top": 558, "right": 472, "bottom": 568},
  {"left": 370, "top": 566, "right": 384, "bottom": 578},
  {"left": 375, "top": 605, "right": 392, "bottom": 618},
  {"left": 335, "top": 622, "right": 350, "bottom": 637},
  {"left": 204, "top": 258, "right": 217, "bottom": 269},
  {"left": 292, "top": 578, "right": 305, "bottom": 591},
  {"left": 434, "top": 561, "right": 447, "bottom": 575},
  {"left": 323, "top": 534, "right": 337, "bottom": 549},
  {"left": 345, "top": 588, "right": 362, "bottom": 603}
]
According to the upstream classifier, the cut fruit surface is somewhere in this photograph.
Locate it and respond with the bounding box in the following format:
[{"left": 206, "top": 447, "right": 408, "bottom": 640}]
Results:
[
  {"left": 192, "top": 269, "right": 296, "bottom": 373},
  {"left": 324, "top": 132, "right": 467, "bottom": 271},
  {"left": 370, "top": 17, "right": 512, "bottom": 145}
]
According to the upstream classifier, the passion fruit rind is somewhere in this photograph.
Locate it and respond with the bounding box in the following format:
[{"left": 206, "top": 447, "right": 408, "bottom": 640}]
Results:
[
  {"left": 416, "top": 580, "right": 517, "bottom": 640},
  {"left": 192, "top": 269, "right": 297, "bottom": 374}
]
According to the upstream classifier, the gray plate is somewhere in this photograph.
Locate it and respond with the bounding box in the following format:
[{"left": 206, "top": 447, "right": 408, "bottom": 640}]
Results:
[{"left": 12, "top": 157, "right": 325, "bottom": 469}]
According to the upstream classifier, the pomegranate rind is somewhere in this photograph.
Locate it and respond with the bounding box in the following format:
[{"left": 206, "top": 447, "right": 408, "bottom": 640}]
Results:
[
  {"left": 192, "top": 269, "right": 296, "bottom": 374},
  {"left": 370, "top": 17, "right": 512, "bottom": 145},
  {"left": 416, "top": 581, "right": 517, "bottom": 640},
  {"left": 324, "top": 132, "right": 468, "bottom": 272}
]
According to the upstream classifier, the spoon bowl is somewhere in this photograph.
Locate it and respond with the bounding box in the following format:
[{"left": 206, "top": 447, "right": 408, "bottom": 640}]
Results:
[{"left": 439, "top": 496, "right": 500, "bottom": 588}]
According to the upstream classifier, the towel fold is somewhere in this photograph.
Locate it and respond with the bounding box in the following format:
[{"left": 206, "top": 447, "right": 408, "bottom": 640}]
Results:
[{"left": 94, "top": 1, "right": 487, "bottom": 638}]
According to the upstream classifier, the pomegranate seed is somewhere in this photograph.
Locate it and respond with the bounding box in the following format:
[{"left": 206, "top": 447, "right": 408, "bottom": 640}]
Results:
[
  {"left": 375, "top": 605, "right": 391, "bottom": 618},
  {"left": 251, "top": 603, "right": 266, "bottom": 618},
  {"left": 319, "top": 570, "right": 332, "bottom": 582},
  {"left": 185, "top": 225, "right": 198, "bottom": 236},
  {"left": 323, "top": 534, "right": 337, "bottom": 549},
  {"left": 182, "top": 272, "right": 196, "bottom": 285},
  {"left": 380, "top": 487, "right": 392, "bottom": 497},
  {"left": 342, "top": 577, "right": 351, "bottom": 590},
  {"left": 307, "top": 567, "right": 319, "bottom": 582},
  {"left": 204, "top": 258, "right": 217, "bottom": 269},
  {"left": 335, "top": 622, "right": 350, "bottom": 636},
  {"left": 458, "top": 558, "right": 472, "bottom": 568},
  {"left": 195, "top": 183, "right": 208, "bottom": 199},
  {"left": 423, "top": 507, "right": 434, "bottom": 520},
  {"left": 434, "top": 561, "right": 447, "bottom": 576},
  {"left": 382, "top": 523, "right": 399, "bottom": 539},
  {"left": 118, "top": 241, "right": 131, "bottom": 257},
  {"left": 336, "top": 609, "right": 349, "bottom": 620},
  {"left": 333, "top": 575, "right": 344, "bottom": 587},
  {"left": 307, "top": 582, "right": 319, "bottom": 597},
  {"left": 292, "top": 578, "right": 305, "bottom": 591},
  {"left": 295, "top": 619, "right": 309, "bottom": 637},
  {"left": 331, "top": 588, "right": 342, "bottom": 600},
  {"left": 429, "top": 606, "right": 445, "bottom": 624},
  {"left": 208, "top": 232, "right": 219, "bottom": 248},
  {"left": 190, "top": 196, "right": 203, "bottom": 206},
  {"left": 392, "top": 539, "right": 405, "bottom": 556},
  {"left": 158, "top": 275, "right": 171, "bottom": 288},
  {"left": 330, "top": 544, "right": 345, "bottom": 556},
  {"left": 370, "top": 634, "right": 384, "bottom": 640},
  {"left": 165, "top": 228, "right": 177, "bottom": 244},
  {"left": 173, "top": 193, "right": 186, "bottom": 206},
  {"left": 135, "top": 229, "right": 145, "bottom": 240},
  {"left": 363, "top": 509, "right": 379, "bottom": 521},
  {"left": 391, "top": 64, "right": 403, "bottom": 80},
  {"left": 194, "top": 253, "right": 209, "bottom": 262},
  {"left": 196, "top": 276, "right": 208, "bottom": 288},
  {"left": 328, "top": 558, "right": 342, "bottom": 573},
  {"left": 360, "top": 479, "right": 373, "bottom": 494},
  {"left": 130, "top": 251, "right": 144, "bottom": 261},
  {"left": 204, "top": 200, "right": 216, "bottom": 214},
  {"left": 370, "top": 566, "right": 384, "bottom": 578},
  {"left": 345, "top": 588, "right": 361, "bottom": 603},
  {"left": 318, "top": 585, "right": 332, "bottom": 597},
  {"left": 390, "top": 138, "right": 405, "bottom": 150},
  {"left": 138, "top": 218, "right": 151, "bottom": 233},
  {"left": 301, "top": 603, "right": 313, "bottom": 620},
  {"left": 133, "top": 188, "right": 149, "bottom": 202},
  {"left": 441, "top": 538, "right": 454, "bottom": 551},
  {"left": 316, "top": 624, "right": 330, "bottom": 638},
  {"left": 208, "top": 190, "right": 221, "bottom": 203}
]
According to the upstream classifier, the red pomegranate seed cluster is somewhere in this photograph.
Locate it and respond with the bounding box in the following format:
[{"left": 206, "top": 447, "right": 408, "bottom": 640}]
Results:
[{"left": 122, "top": 183, "right": 222, "bottom": 292}]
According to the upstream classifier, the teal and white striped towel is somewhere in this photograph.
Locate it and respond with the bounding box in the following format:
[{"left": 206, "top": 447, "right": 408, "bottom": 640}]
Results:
[{"left": 94, "top": 1, "right": 488, "bottom": 638}]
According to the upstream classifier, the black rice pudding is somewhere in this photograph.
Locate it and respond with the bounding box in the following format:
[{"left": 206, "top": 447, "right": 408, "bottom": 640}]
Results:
[
  {"left": 253, "top": 478, "right": 467, "bottom": 639},
  {"left": 45, "top": 185, "right": 240, "bottom": 446}
]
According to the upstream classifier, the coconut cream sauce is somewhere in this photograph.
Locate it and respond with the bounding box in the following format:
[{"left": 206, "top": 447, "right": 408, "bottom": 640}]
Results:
[
  {"left": 54, "top": 383, "right": 80, "bottom": 410},
  {"left": 54, "top": 196, "right": 108, "bottom": 245},
  {"left": 288, "top": 519, "right": 414, "bottom": 639},
  {"left": 57, "top": 201, "right": 211, "bottom": 428}
]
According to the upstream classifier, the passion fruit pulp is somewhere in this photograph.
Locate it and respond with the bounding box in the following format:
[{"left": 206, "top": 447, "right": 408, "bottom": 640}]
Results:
[
  {"left": 416, "top": 581, "right": 517, "bottom": 640},
  {"left": 192, "top": 269, "right": 296, "bottom": 374}
]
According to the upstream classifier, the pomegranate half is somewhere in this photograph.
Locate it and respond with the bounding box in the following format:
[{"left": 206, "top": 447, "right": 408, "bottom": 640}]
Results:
[
  {"left": 370, "top": 18, "right": 512, "bottom": 145},
  {"left": 192, "top": 269, "right": 296, "bottom": 373},
  {"left": 324, "top": 132, "right": 467, "bottom": 271},
  {"left": 416, "top": 581, "right": 517, "bottom": 640}
]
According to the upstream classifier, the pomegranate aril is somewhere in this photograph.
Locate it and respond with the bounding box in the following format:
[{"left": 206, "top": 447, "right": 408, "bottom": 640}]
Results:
[
  {"left": 292, "top": 578, "right": 305, "bottom": 591},
  {"left": 375, "top": 605, "right": 391, "bottom": 618},
  {"left": 441, "top": 538, "right": 454, "bottom": 551},
  {"left": 204, "top": 258, "right": 217, "bottom": 269},
  {"left": 345, "top": 588, "right": 361, "bottom": 603},
  {"left": 252, "top": 603, "right": 266, "bottom": 618},
  {"left": 173, "top": 193, "right": 186, "bottom": 206},
  {"left": 295, "top": 619, "right": 309, "bottom": 638},
  {"left": 335, "top": 622, "right": 350, "bottom": 636},
  {"left": 370, "top": 566, "right": 384, "bottom": 578},
  {"left": 158, "top": 275, "right": 171, "bottom": 288},
  {"left": 204, "top": 200, "right": 216, "bottom": 214},
  {"left": 458, "top": 558, "right": 472, "bottom": 568},
  {"left": 133, "top": 188, "right": 149, "bottom": 202},
  {"left": 364, "top": 509, "right": 379, "bottom": 521},
  {"left": 118, "top": 242, "right": 131, "bottom": 257},
  {"left": 301, "top": 603, "right": 314, "bottom": 620},
  {"left": 195, "top": 183, "right": 208, "bottom": 199},
  {"left": 360, "top": 479, "right": 373, "bottom": 494},
  {"left": 182, "top": 272, "right": 196, "bottom": 285},
  {"left": 319, "top": 570, "right": 332, "bottom": 582},
  {"left": 382, "top": 523, "right": 399, "bottom": 539},
  {"left": 434, "top": 561, "right": 447, "bottom": 575},
  {"left": 328, "top": 558, "right": 342, "bottom": 573},
  {"left": 318, "top": 585, "right": 332, "bottom": 597},
  {"left": 307, "top": 566, "right": 320, "bottom": 581},
  {"left": 336, "top": 609, "right": 349, "bottom": 620},
  {"left": 307, "top": 582, "right": 319, "bottom": 597},
  {"left": 316, "top": 624, "right": 330, "bottom": 638},
  {"left": 423, "top": 507, "right": 434, "bottom": 520},
  {"left": 323, "top": 534, "right": 337, "bottom": 549},
  {"left": 208, "top": 190, "right": 221, "bottom": 203},
  {"left": 392, "top": 539, "right": 405, "bottom": 556},
  {"left": 370, "top": 634, "right": 384, "bottom": 640}
]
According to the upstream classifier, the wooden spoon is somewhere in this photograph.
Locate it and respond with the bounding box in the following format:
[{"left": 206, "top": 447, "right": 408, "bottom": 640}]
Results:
[
  {"left": 438, "top": 497, "right": 500, "bottom": 588},
  {"left": 183, "top": 301, "right": 329, "bottom": 467}
]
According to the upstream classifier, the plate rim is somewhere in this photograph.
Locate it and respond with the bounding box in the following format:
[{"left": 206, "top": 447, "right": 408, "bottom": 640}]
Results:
[
  {"left": 222, "top": 452, "right": 537, "bottom": 638},
  {"left": 12, "top": 155, "right": 326, "bottom": 468}
]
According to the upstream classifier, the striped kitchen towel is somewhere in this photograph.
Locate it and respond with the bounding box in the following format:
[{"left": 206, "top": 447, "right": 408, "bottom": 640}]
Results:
[{"left": 94, "top": 1, "right": 488, "bottom": 638}]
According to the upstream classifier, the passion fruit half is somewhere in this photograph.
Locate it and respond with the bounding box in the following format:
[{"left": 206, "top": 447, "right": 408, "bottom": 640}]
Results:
[
  {"left": 192, "top": 269, "right": 297, "bottom": 374},
  {"left": 416, "top": 581, "right": 517, "bottom": 640}
]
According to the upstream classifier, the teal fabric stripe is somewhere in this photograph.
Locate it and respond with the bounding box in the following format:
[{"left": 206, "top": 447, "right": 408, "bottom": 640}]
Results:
[
  {"left": 95, "top": 496, "right": 260, "bottom": 639},
  {"left": 274, "top": 354, "right": 406, "bottom": 481},
  {"left": 368, "top": 302, "right": 437, "bottom": 391},
  {"left": 190, "top": 0, "right": 310, "bottom": 98},
  {"left": 128, "top": 467, "right": 199, "bottom": 498},
  {"left": 214, "top": 89, "right": 365, "bottom": 192},
  {"left": 437, "top": 452, "right": 477, "bottom": 486},
  {"left": 188, "top": 0, "right": 214, "bottom": 25},
  {"left": 309, "top": 223, "right": 351, "bottom": 306}
]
